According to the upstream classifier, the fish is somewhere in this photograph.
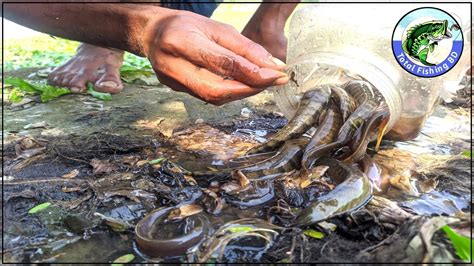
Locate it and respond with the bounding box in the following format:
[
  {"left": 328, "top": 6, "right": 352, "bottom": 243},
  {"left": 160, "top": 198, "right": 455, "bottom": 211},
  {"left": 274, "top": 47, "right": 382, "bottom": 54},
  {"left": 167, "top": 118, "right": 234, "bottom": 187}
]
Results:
[
  {"left": 246, "top": 85, "right": 331, "bottom": 154},
  {"left": 293, "top": 157, "right": 373, "bottom": 226}
]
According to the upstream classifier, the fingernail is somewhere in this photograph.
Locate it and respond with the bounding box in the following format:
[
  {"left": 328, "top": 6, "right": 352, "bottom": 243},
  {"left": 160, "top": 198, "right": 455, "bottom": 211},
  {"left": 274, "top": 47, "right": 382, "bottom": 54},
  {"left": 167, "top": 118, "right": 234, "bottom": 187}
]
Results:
[
  {"left": 271, "top": 57, "right": 286, "bottom": 67},
  {"left": 273, "top": 75, "right": 290, "bottom": 86},
  {"left": 70, "top": 87, "right": 81, "bottom": 93},
  {"left": 98, "top": 81, "right": 118, "bottom": 88}
]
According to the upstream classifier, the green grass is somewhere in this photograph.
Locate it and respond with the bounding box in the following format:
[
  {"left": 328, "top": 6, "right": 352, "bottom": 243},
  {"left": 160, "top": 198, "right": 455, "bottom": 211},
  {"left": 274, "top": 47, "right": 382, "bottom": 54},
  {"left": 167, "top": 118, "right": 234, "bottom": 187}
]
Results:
[{"left": 3, "top": 5, "right": 261, "bottom": 72}]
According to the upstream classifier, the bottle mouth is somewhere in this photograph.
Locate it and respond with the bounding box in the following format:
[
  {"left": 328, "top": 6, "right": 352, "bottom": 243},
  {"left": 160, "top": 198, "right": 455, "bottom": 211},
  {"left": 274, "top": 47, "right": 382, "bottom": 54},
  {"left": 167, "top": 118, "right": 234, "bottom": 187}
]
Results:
[{"left": 272, "top": 51, "right": 402, "bottom": 132}]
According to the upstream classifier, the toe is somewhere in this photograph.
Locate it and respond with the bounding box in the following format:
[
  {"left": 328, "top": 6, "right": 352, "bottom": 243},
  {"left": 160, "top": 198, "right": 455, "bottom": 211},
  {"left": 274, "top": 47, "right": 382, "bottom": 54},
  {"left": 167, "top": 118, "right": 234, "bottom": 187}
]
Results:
[
  {"left": 68, "top": 76, "right": 88, "bottom": 93},
  {"left": 48, "top": 72, "right": 64, "bottom": 87},
  {"left": 94, "top": 65, "right": 123, "bottom": 94}
]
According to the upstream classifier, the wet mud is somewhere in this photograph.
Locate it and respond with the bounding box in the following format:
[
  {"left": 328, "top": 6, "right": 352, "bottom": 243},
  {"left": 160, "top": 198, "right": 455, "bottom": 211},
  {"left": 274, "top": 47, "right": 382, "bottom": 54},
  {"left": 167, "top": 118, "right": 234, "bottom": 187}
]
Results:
[{"left": 2, "top": 68, "right": 471, "bottom": 263}]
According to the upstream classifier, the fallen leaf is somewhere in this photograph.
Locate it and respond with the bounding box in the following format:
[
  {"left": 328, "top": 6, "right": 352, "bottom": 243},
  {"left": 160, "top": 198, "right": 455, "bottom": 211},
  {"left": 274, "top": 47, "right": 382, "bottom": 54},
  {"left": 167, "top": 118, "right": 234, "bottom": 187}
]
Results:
[
  {"left": 112, "top": 253, "right": 135, "bottom": 264},
  {"left": 166, "top": 204, "right": 203, "bottom": 222},
  {"left": 86, "top": 83, "right": 112, "bottom": 101},
  {"left": 136, "top": 160, "right": 148, "bottom": 167},
  {"left": 233, "top": 170, "right": 250, "bottom": 187},
  {"left": 317, "top": 221, "right": 337, "bottom": 232},
  {"left": 389, "top": 170, "right": 419, "bottom": 196},
  {"left": 90, "top": 159, "right": 117, "bottom": 175},
  {"left": 227, "top": 226, "right": 254, "bottom": 234},
  {"left": 28, "top": 202, "right": 51, "bottom": 214},
  {"left": 442, "top": 225, "right": 471, "bottom": 262},
  {"left": 183, "top": 174, "right": 198, "bottom": 185},
  {"left": 461, "top": 150, "right": 471, "bottom": 158},
  {"left": 61, "top": 186, "right": 82, "bottom": 193},
  {"left": 62, "top": 169, "right": 79, "bottom": 179},
  {"left": 148, "top": 157, "right": 165, "bottom": 165},
  {"left": 303, "top": 229, "right": 325, "bottom": 239}
]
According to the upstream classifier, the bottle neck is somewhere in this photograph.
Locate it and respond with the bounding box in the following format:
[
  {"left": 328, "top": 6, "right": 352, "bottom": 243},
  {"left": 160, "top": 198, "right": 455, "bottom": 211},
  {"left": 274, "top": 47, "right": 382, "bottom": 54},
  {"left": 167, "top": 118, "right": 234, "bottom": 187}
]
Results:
[{"left": 287, "top": 51, "right": 402, "bottom": 132}]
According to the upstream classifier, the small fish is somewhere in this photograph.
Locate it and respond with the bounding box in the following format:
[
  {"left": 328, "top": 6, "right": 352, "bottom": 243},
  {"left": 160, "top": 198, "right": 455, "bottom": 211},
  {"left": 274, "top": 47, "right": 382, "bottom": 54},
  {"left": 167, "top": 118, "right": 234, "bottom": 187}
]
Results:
[
  {"left": 329, "top": 84, "right": 357, "bottom": 122},
  {"left": 293, "top": 158, "right": 373, "bottom": 226},
  {"left": 246, "top": 85, "right": 331, "bottom": 154},
  {"left": 302, "top": 101, "right": 343, "bottom": 169}
]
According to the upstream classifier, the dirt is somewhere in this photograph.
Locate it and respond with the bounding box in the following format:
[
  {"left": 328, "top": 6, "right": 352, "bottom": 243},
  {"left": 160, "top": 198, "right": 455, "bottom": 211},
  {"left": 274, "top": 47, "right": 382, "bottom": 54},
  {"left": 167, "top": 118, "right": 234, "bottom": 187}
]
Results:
[{"left": 2, "top": 68, "right": 471, "bottom": 263}]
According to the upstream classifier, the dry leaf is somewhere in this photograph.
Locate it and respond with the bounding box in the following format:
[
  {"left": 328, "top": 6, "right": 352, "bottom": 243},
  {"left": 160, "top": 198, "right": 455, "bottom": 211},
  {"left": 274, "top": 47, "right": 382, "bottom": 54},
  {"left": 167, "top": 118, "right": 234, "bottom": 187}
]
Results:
[
  {"left": 136, "top": 160, "right": 148, "bottom": 167},
  {"left": 166, "top": 204, "right": 203, "bottom": 221},
  {"left": 90, "top": 159, "right": 117, "bottom": 174},
  {"left": 233, "top": 170, "right": 250, "bottom": 187},
  {"left": 62, "top": 169, "right": 79, "bottom": 179},
  {"left": 389, "top": 170, "right": 419, "bottom": 196}
]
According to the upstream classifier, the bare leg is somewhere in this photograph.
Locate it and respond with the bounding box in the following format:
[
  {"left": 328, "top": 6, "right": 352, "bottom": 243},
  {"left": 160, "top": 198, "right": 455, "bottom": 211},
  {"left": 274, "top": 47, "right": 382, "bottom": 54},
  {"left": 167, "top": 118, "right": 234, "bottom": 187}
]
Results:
[
  {"left": 48, "top": 1, "right": 160, "bottom": 94},
  {"left": 242, "top": 1, "right": 299, "bottom": 62}
]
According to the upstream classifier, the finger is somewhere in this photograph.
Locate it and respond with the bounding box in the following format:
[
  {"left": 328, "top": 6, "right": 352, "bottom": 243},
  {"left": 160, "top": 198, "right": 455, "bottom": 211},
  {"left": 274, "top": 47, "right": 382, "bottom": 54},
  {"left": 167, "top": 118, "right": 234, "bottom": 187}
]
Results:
[
  {"left": 155, "top": 54, "right": 267, "bottom": 105},
  {"left": 174, "top": 35, "right": 287, "bottom": 88},
  {"left": 213, "top": 23, "right": 287, "bottom": 70}
]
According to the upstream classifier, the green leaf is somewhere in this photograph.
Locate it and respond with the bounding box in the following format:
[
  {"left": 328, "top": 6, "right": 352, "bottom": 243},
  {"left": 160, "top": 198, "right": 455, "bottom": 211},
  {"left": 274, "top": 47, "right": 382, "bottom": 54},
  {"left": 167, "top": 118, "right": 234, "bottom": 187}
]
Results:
[
  {"left": 111, "top": 253, "right": 135, "bottom": 265},
  {"left": 8, "top": 88, "right": 25, "bottom": 103},
  {"left": 86, "top": 83, "right": 112, "bottom": 101},
  {"left": 4, "top": 76, "right": 41, "bottom": 93},
  {"left": 28, "top": 202, "right": 52, "bottom": 214},
  {"left": 461, "top": 150, "right": 471, "bottom": 158},
  {"left": 4, "top": 77, "right": 71, "bottom": 102},
  {"left": 148, "top": 158, "right": 165, "bottom": 165},
  {"left": 442, "top": 225, "right": 471, "bottom": 262},
  {"left": 39, "top": 84, "right": 70, "bottom": 102},
  {"left": 303, "top": 229, "right": 325, "bottom": 239},
  {"left": 227, "top": 226, "right": 254, "bottom": 233},
  {"left": 120, "top": 66, "right": 157, "bottom": 85}
]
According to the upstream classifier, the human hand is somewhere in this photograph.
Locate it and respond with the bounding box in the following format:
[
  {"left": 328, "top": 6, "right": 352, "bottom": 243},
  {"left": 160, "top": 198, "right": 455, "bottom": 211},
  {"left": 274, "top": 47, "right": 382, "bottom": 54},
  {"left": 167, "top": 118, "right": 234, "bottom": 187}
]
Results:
[{"left": 143, "top": 11, "right": 289, "bottom": 105}]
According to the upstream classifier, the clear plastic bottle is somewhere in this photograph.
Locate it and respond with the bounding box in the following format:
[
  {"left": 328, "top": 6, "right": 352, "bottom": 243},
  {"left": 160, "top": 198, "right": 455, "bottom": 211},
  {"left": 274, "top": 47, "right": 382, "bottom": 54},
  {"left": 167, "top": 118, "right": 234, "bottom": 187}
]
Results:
[{"left": 273, "top": 4, "right": 471, "bottom": 141}]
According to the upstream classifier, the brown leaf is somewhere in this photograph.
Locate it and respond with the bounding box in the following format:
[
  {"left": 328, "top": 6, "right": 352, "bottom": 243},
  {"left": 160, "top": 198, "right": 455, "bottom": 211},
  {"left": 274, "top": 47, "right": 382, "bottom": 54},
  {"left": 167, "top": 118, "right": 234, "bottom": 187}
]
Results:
[
  {"left": 136, "top": 160, "right": 148, "bottom": 167},
  {"left": 61, "top": 186, "right": 82, "bottom": 193},
  {"left": 389, "top": 170, "right": 419, "bottom": 196},
  {"left": 166, "top": 204, "right": 203, "bottom": 222},
  {"left": 233, "top": 170, "right": 250, "bottom": 187},
  {"left": 120, "top": 156, "right": 139, "bottom": 165},
  {"left": 90, "top": 159, "right": 117, "bottom": 175},
  {"left": 62, "top": 169, "right": 79, "bottom": 179}
]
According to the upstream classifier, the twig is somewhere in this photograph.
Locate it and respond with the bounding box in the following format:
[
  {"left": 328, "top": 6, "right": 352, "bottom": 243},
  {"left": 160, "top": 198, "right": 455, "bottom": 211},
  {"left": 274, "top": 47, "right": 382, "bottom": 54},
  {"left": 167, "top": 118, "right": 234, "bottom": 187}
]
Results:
[
  {"left": 51, "top": 145, "right": 89, "bottom": 164},
  {"left": 4, "top": 178, "right": 86, "bottom": 186}
]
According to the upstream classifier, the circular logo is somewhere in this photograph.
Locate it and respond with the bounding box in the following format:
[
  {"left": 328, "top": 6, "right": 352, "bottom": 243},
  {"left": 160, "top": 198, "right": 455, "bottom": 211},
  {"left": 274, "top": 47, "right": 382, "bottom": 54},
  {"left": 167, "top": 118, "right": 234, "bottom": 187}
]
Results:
[{"left": 392, "top": 7, "right": 463, "bottom": 78}]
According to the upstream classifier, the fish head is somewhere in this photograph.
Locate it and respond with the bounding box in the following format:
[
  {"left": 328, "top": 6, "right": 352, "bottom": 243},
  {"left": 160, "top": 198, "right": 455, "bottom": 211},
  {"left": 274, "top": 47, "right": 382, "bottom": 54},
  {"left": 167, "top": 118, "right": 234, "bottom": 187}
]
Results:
[{"left": 429, "top": 20, "right": 452, "bottom": 41}]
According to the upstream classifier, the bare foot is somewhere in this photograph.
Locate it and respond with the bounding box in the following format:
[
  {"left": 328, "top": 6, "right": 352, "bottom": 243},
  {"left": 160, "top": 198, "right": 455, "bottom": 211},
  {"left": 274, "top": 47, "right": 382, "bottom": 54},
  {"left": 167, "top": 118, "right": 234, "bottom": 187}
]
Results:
[
  {"left": 242, "top": 3, "right": 298, "bottom": 62},
  {"left": 242, "top": 25, "right": 288, "bottom": 62},
  {"left": 48, "top": 43, "right": 124, "bottom": 94}
]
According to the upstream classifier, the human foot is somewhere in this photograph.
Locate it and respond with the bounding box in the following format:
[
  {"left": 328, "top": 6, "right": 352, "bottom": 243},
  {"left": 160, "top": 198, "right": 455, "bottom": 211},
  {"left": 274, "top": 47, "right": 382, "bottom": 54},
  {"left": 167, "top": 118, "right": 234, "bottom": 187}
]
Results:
[
  {"left": 48, "top": 43, "right": 125, "bottom": 94},
  {"left": 242, "top": 3, "right": 298, "bottom": 62}
]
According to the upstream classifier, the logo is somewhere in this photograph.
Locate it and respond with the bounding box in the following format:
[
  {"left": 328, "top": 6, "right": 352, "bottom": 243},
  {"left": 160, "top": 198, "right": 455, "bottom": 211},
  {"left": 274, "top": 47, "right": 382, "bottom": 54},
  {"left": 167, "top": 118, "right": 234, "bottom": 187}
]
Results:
[{"left": 392, "top": 7, "right": 463, "bottom": 78}]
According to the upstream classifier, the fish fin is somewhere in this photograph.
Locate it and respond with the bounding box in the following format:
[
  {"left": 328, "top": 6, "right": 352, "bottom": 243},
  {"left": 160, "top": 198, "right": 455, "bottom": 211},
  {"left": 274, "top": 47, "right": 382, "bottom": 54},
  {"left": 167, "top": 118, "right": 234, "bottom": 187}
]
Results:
[{"left": 418, "top": 49, "right": 435, "bottom": 66}]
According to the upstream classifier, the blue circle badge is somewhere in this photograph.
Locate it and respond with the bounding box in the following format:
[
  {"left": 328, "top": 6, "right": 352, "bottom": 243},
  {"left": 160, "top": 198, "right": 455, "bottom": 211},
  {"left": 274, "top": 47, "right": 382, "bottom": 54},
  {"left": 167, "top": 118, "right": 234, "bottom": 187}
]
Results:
[{"left": 392, "top": 7, "right": 463, "bottom": 78}]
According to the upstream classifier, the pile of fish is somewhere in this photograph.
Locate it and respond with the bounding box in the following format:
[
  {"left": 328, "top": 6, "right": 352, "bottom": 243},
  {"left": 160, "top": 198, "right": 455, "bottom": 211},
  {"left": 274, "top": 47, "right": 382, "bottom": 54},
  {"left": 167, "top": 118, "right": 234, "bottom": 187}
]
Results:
[{"left": 134, "top": 79, "right": 392, "bottom": 261}]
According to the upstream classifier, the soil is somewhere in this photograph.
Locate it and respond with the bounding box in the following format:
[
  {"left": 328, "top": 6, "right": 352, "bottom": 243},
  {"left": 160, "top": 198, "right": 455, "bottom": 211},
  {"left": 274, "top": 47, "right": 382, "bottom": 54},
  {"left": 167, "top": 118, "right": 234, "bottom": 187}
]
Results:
[{"left": 2, "top": 68, "right": 471, "bottom": 263}]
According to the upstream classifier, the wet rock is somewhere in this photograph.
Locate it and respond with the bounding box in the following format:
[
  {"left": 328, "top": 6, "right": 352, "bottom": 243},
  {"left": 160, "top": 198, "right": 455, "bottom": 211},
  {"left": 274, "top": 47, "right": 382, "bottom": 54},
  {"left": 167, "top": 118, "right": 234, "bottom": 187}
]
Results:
[{"left": 63, "top": 214, "right": 96, "bottom": 234}]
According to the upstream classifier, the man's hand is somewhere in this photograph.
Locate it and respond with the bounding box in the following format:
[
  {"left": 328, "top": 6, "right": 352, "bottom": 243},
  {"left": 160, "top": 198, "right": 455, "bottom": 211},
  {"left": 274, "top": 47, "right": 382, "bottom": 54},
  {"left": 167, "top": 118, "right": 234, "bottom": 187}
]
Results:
[{"left": 144, "top": 11, "right": 289, "bottom": 105}]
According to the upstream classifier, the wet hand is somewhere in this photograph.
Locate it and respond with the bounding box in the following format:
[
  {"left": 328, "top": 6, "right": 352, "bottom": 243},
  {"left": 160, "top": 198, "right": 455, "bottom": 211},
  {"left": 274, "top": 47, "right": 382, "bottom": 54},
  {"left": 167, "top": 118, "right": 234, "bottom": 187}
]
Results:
[{"left": 144, "top": 11, "right": 289, "bottom": 105}]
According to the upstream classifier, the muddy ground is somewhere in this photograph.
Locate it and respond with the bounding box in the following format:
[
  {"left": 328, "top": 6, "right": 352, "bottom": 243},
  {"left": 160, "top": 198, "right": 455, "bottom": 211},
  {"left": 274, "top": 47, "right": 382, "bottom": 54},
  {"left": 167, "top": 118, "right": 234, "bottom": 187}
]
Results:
[{"left": 2, "top": 68, "right": 471, "bottom": 263}]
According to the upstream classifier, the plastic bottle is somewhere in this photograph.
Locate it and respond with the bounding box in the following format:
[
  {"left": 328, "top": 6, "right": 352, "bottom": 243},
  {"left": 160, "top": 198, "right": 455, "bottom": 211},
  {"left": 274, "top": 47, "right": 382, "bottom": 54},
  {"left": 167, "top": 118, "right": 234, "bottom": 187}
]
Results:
[{"left": 273, "top": 4, "right": 471, "bottom": 141}]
